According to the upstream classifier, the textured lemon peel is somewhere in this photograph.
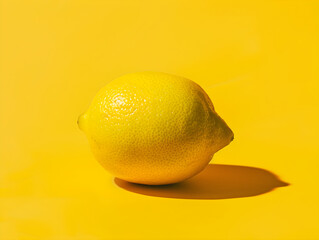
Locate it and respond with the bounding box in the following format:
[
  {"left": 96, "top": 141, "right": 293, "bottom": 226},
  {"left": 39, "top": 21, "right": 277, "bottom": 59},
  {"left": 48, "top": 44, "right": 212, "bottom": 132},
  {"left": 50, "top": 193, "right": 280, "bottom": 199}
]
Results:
[{"left": 79, "top": 72, "right": 233, "bottom": 185}]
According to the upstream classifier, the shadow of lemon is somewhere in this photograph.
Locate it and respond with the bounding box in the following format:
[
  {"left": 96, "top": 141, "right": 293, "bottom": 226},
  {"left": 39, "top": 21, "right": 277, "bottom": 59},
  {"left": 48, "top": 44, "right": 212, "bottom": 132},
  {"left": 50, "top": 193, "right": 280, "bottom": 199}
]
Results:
[{"left": 114, "top": 164, "right": 289, "bottom": 199}]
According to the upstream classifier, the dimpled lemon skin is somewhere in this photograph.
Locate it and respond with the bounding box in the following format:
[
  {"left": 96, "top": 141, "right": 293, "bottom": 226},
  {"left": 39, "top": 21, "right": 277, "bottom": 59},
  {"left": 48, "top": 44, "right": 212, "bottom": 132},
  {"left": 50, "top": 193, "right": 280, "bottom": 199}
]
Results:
[{"left": 78, "top": 72, "right": 233, "bottom": 185}]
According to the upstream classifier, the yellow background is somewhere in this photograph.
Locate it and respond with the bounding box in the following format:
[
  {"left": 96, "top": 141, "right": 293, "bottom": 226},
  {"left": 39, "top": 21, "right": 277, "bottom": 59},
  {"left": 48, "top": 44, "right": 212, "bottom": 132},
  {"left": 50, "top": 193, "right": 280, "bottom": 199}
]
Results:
[{"left": 1, "top": 0, "right": 319, "bottom": 239}]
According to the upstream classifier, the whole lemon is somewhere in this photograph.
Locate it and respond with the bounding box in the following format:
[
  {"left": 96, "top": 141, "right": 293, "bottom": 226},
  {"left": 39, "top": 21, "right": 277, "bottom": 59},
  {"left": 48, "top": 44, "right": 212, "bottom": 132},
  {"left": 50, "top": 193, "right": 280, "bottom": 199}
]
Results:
[{"left": 78, "top": 72, "right": 233, "bottom": 185}]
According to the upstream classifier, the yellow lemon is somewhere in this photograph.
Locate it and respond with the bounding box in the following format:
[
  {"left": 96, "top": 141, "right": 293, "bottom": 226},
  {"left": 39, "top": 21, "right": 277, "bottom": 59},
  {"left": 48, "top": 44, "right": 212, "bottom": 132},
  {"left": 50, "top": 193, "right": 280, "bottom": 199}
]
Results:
[{"left": 78, "top": 72, "right": 233, "bottom": 185}]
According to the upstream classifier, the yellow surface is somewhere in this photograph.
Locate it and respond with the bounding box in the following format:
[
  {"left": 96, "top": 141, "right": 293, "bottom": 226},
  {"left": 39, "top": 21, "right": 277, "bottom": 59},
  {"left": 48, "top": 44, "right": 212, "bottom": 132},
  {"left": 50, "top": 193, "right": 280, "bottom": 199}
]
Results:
[{"left": 1, "top": 0, "right": 318, "bottom": 239}]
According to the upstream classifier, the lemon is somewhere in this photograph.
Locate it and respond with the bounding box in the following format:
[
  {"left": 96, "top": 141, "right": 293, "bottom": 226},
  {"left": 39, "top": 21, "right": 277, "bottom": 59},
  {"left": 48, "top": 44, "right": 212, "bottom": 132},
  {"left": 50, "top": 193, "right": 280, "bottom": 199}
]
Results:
[{"left": 78, "top": 72, "right": 233, "bottom": 185}]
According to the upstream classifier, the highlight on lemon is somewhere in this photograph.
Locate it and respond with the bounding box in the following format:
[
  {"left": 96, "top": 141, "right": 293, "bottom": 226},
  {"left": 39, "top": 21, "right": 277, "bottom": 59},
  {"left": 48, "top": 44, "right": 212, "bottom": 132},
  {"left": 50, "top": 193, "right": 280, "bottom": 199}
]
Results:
[{"left": 78, "top": 72, "right": 233, "bottom": 185}]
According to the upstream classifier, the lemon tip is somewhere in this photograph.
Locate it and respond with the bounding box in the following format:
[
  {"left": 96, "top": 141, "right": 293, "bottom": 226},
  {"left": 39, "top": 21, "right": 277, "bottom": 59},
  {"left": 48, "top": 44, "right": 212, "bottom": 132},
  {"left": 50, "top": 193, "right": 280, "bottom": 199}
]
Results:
[{"left": 77, "top": 113, "right": 87, "bottom": 131}]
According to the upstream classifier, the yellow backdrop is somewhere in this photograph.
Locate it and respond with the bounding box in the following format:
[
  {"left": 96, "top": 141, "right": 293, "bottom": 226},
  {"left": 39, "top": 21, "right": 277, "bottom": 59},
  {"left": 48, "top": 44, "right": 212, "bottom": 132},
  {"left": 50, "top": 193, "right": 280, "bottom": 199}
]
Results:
[{"left": 1, "top": 0, "right": 319, "bottom": 239}]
